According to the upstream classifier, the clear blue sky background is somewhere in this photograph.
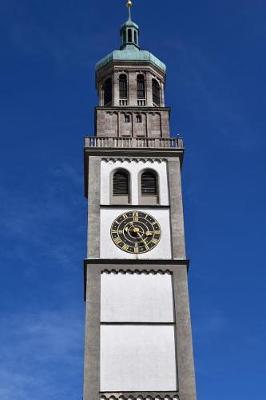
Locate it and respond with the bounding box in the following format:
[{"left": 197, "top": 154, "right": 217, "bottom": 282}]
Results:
[{"left": 0, "top": 0, "right": 266, "bottom": 399}]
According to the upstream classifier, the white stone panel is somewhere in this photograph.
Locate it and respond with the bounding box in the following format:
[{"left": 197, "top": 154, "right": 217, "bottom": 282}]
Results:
[
  {"left": 100, "top": 208, "right": 171, "bottom": 259},
  {"left": 100, "top": 325, "right": 177, "bottom": 392},
  {"left": 101, "top": 273, "right": 174, "bottom": 322},
  {"left": 100, "top": 159, "right": 169, "bottom": 205}
]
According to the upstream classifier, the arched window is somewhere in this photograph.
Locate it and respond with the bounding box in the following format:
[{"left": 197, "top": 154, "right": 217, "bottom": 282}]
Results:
[
  {"left": 128, "top": 29, "right": 132, "bottom": 43},
  {"left": 140, "top": 170, "right": 159, "bottom": 204},
  {"left": 137, "top": 75, "right": 145, "bottom": 99},
  {"left": 141, "top": 170, "right": 157, "bottom": 195},
  {"left": 152, "top": 79, "right": 161, "bottom": 106},
  {"left": 119, "top": 74, "right": 128, "bottom": 99},
  {"left": 134, "top": 30, "right": 137, "bottom": 44},
  {"left": 103, "top": 78, "right": 112, "bottom": 105},
  {"left": 112, "top": 169, "right": 130, "bottom": 204}
]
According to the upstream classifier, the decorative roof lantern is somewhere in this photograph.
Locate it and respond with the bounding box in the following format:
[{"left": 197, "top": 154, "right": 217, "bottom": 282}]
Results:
[
  {"left": 120, "top": 0, "right": 139, "bottom": 49},
  {"left": 95, "top": 0, "right": 166, "bottom": 74}
]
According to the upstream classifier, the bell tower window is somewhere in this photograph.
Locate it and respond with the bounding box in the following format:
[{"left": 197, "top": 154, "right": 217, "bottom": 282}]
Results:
[
  {"left": 140, "top": 169, "right": 159, "bottom": 204},
  {"left": 112, "top": 169, "right": 130, "bottom": 204},
  {"left": 103, "top": 78, "right": 112, "bottom": 106},
  {"left": 152, "top": 79, "right": 161, "bottom": 106},
  {"left": 137, "top": 75, "right": 145, "bottom": 99},
  {"left": 119, "top": 74, "right": 128, "bottom": 99}
]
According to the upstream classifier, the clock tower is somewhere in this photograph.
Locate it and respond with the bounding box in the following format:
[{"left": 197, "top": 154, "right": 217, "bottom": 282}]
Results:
[{"left": 83, "top": 2, "right": 197, "bottom": 400}]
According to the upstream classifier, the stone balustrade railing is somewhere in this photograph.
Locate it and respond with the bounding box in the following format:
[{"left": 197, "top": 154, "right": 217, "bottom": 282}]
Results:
[{"left": 84, "top": 136, "right": 183, "bottom": 149}]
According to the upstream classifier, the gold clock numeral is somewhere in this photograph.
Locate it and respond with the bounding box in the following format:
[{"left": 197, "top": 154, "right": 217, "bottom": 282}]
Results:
[
  {"left": 134, "top": 244, "right": 139, "bottom": 253},
  {"left": 133, "top": 212, "right": 139, "bottom": 222},
  {"left": 122, "top": 244, "right": 129, "bottom": 251},
  {"left": 113, "top": 237, "right": 122, "bottom": 245}
]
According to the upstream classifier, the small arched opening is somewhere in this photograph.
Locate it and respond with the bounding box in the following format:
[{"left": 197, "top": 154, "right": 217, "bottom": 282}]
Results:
[
  {"left": 134, "top": 30, "right": 137, "bottom": 44},
  {"left": 152, "top": 79, "right": 161, "bottom": 106},
  {"left": 128, "top": 29, "right": 133, "bottom": 43},
  {"left": 112, "top": 169, "right": 130, "bottom": 204},
  {"left": 103, "top": 78, "right": 112, "bottom": 105},
  {"left": 137, "top": 75, "right": 145, "bottom": 99},
  {"left": 119, "top": 74, "right": 128, "bottom": 100},
  {"left": 140, "top": 169, "right": 159, "bottom": 205}
]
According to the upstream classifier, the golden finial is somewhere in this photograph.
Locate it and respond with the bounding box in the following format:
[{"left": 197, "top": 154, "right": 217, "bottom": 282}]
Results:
[{"left": 126, "top": 0, "right": 133, "bottom": 20}]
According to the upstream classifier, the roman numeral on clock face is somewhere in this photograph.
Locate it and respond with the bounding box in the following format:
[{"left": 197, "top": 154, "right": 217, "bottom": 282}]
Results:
[
  {"left": 113, "top": 237, "right": 122, "bottom": 245},
  {"left": 133, "top": 212, "right": 139, "bottom": 222}
]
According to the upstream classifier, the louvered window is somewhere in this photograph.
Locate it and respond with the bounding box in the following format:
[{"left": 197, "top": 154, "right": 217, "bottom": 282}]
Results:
[
  {"left": 141, "top": 171, "right": 158, "bottom": 195},
  {"left": 152, "top": 79, "right": 160, "bottom": 106},
  {"left": 119, "top": 74, "right": 128, "bottom": 99},
  {"left": 113, "top": 170, "right": 129, "bottom": 196},
  {"left": 103, "top": 78, "right": 112, "bottom": 105},
  {"left": 137, "top": 75, "right": 145, "bottom": 99}
]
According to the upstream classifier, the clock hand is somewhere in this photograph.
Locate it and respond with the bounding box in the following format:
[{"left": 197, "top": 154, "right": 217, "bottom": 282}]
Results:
[
  {"left": 136, "top": 232, "right": 149, "bottom": 249},
  {"left": 125, "top": 222, "right": 135, "bottom": 231},
  {"left": 125, "top": 223, "right": 135, "bottom": 232}
]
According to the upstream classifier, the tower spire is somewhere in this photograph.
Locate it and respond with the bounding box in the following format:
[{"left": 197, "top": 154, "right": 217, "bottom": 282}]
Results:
[{"left": 126, "top": 0, "right": 133, "bottom": 21}]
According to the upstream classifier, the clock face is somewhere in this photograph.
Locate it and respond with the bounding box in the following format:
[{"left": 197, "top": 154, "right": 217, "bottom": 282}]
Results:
[{"left": 110, "top": 211, "right": 161, "bottom": 254}]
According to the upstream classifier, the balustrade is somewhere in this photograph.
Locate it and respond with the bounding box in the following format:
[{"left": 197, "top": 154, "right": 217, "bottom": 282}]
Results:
[{"left": 85, "top": 136, "right": 183, "bottom": 149}]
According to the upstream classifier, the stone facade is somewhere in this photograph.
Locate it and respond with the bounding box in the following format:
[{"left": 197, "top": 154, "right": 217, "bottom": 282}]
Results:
[
  {"left": 83, "top": 261, "right": 196, "bottom": 400},
  {"left": 95, "top": 107, "right": 170, "bottom": 138}
]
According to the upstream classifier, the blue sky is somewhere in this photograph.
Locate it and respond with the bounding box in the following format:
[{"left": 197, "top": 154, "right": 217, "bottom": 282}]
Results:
[{"left": 0, "top": 0, "right": 266, "bottom": 399}]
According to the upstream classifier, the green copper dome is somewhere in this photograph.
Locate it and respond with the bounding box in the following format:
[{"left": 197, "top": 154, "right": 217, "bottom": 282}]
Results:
[
  {"left": 95, "top": 16, "right": 166, "bottom": 73},
  {"left": 95, "top": 46, "right": 166, "bottom": 73},
  {"left": 121, "top": 19, "right": 139, "bottom": 30}
]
